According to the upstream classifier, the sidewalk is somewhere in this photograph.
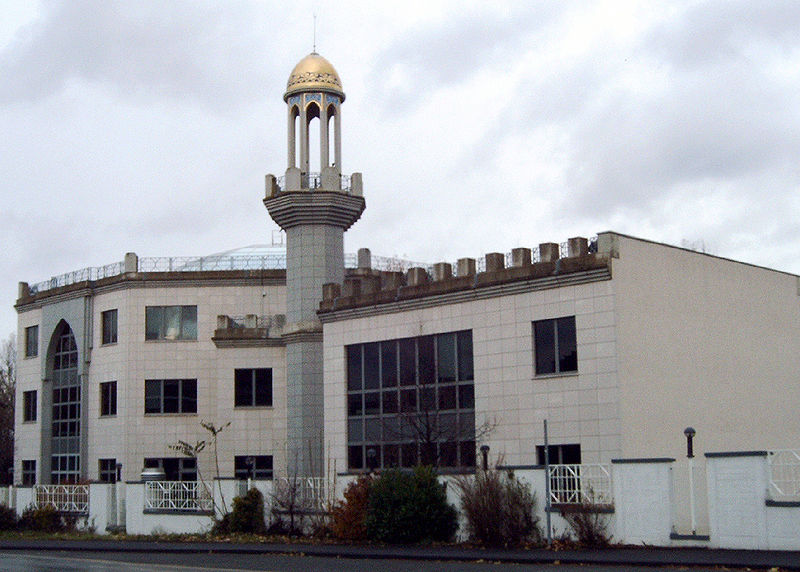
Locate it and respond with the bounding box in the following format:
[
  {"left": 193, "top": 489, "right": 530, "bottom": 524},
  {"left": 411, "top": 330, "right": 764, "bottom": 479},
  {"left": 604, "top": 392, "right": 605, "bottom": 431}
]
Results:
[{"left": 0, "top": 539, "right": 798, "bottom": 570}]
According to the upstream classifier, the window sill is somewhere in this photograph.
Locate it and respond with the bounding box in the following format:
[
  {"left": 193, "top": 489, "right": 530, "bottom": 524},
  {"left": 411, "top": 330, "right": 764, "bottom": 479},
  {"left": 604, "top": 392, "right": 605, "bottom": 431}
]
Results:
[
  {"left": 144, "top": 339, "right": 198, "bottom": 343},
  {"left": 234, "top": 405, "right": 274, "bottom": 410},
  {"left": 144, "top": 413, "right": 198, "bottom": 417},
  {"left": 22, "top": 420, "right": 37, "bottom": 424},
  {"left": 99, "top": 414, "right": 117, "bottom": 419},
  {"left": 100, "top": 342, "right": 118, "bottom": 347},
  {"left": 533, "top": 371, "right": 579, "bottom": 380},
  {"left": 23, "top": 355, "right": 38, "bottom": 360}
]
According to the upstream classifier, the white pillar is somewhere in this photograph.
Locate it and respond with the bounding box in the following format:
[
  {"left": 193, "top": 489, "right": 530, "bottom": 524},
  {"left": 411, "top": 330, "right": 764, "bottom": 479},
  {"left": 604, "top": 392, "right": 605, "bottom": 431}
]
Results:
[
  {"left": 334, "top": 107, "right": 342, "bottom": 171},
  {"left": 320, "top": 101, "right": 329, "bottom": 169},
  {"left": 300, "top": 103, "right": 309, "bottom": 176},
  {"left": 287, "top": 106, "right": 296, "bottom": 169}
]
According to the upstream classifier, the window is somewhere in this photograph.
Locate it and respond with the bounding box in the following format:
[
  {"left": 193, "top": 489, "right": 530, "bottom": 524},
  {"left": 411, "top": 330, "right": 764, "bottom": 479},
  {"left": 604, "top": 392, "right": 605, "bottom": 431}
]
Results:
[
  {"left": 533, "top": 316, "right": 577, "bottom": 375},
  {"left": 99, "top": 458, "right": 117, "bottom": 483},
  {"left": 234, "top": 369, "right": 273, "bottom": 407},
  {"left": 347, "top": 330, "right": 475, "bottom": 471},
  {"left": 22, "top": 390, "right": 37, "bottom": 422},
  {"left": 144, "top": 457, "right": 196, "bottom": 481},
  {"left": 100, "top": 381, "right": 117, "bottom": 416},
  {"left": 21, "top": 460, "right": 36, "bottom": 485},
  {"left": 536, "top": 444, "right": 581, "bottom": 465},
  {"left": 145, "top": 379, "right": 197, "bottom": 414},
  {"left": 145, "top": 305, "right": 197, "bottom": 341},
  {"left": 234, "top": 455, "right": 274, "bottom": 480},
  {"left": 102, "top": 309, "right": 118, "bottom": 344},
  {"left": 51, "top": 326, "right": 81, "bottom": 484},
  {"left": 25, "top": 325, "right": 38, "bottom": 357}
]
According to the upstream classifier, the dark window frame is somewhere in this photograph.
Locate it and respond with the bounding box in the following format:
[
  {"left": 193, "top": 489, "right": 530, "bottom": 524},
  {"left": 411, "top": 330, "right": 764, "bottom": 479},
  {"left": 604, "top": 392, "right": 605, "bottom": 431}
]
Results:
[
  {"left": 234, "top": 368, "right": 273, "bottom": 407},
  {"left": 98, "top": 458, "right": 117, "bottom": 483},
  {"left": 234, "top": 455, "right": 274, "bottom": 480},
  {"left": 143, "top": 457, "right": 197, "bottom": 481},
  {"left": 145, "top": 305, "right": 198, "bottom": 341},
  {"left": 23, "top": 390, "right": 37, "bottom": 422},
  {"left": 21, "top": 460, "right": 36, "bottom": 485},
  {"left": 533, "top": 316, "right": 578, "bottom": 375},
  {"left": 346, "top": 330, "right": 476, "bottom": 472},
  {"left": 101, "top": 309, "right": 118, "bottom": 345},
  {"left": 25, "top": 325, "right": 38, "bottom": 357},
  {"left": 100, "top": 381, "right": 117, "bottom": 416},
  {"left": 144, "top": 379, "right": 197, "bottom": 414}
]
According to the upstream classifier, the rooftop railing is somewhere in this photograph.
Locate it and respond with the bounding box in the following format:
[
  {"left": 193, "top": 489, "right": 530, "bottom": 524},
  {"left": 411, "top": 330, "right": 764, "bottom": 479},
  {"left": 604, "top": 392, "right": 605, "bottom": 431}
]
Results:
[{"left": 27, "top": 238, "right": 596, "bottom": 296}]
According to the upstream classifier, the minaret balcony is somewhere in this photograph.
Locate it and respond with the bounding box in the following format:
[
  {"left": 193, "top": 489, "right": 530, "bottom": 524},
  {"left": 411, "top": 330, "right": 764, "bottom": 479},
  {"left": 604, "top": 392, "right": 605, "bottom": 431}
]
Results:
[{"left": 276, "top": 171, "right": 352, "bottom": 192}]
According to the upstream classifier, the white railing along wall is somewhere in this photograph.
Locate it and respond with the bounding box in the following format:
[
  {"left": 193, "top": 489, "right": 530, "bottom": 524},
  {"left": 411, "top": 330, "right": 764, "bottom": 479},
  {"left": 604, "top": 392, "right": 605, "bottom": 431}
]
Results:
[
  {"left": 768, "top": 449, "right": 800, "bottom": 501},
  {"left": 548, "top": 464, "right": 613, "bottom": 505},
  {"left": 274, "top": 477, "right": 332, "bottom": 512},
  {"left": 144, "top": 481, "right": 213, "bottom": 512},
  {"left": 33, "top": 484, "right": 89, "bottom": 515}
]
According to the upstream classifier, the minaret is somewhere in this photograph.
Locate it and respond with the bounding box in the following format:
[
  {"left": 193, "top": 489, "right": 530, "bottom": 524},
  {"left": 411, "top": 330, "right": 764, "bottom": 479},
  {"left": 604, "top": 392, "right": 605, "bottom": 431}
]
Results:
[{"left": 264, "top": 53, "right": 365, "bottom": 477}]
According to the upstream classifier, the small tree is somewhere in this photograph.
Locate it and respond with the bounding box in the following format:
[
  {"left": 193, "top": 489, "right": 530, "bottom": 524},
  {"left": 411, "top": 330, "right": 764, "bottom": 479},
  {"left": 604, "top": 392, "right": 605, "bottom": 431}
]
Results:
[
  {"left": 0, "top": 334, "right": 15, "bottom": 484},
  {"left": 365, "top": 466, "right": 458, "bottom": 544},
  {"left": 561, "top": 502, "right": 612, "bottom": 548},
  {"left": 227, "top": 487, "right": 267, "bottom": 534},
  {"left": 170, "top": 420, "right": 231, "bottom": 515},
  {"left": 330, "top": 475, "right": 373, "bottom": 541},
  {"left": 457, "top": 469, "right": 541, "bottom": 547}
]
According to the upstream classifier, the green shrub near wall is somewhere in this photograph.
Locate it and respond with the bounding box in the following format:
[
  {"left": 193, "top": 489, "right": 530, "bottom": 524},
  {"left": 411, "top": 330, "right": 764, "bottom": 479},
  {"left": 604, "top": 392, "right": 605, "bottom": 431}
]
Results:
[{"left": 365, "top": 466, "right": 458, "bottom": 544}]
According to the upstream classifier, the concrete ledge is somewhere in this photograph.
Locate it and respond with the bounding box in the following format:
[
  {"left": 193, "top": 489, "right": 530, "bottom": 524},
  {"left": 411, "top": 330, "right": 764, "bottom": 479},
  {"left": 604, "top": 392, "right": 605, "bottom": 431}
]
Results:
[
  {"left": 670, "top": 532, "right": 710, "bottom": 541},
  {"left": 143, "top": 509, "right": 214, "bottom": 516},
  {"left": 766, "top": 499, "right": 800, "bottom": 508},
  {"left": 704, "top": 450, "right": 768, "bottom": 458},
  {"left": 496, "top": 464, "right": 544, "bottom": 470},
  {"left": 548, "top": 503, "right": 615, "bottom": 514},
  {"left": 612, "top": 457, "right": 675, "bottom": 464}
]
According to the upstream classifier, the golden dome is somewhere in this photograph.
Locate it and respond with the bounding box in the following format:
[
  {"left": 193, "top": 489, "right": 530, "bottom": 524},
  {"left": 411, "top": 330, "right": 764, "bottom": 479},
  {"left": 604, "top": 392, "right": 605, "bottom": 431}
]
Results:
[{"left": 284, "top": 52, "right": 345, "bottom": 102}]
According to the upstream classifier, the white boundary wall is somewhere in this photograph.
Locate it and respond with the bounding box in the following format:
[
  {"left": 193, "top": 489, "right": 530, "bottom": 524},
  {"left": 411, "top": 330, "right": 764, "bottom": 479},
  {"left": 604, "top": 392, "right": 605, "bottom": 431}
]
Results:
[{"left": 0, "top": 453, "right": 796, "bottom": 548}]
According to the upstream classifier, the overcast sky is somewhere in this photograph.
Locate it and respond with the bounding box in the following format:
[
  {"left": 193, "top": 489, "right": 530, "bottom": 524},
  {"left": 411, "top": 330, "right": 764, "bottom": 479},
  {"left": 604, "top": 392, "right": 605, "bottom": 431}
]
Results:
[{"left": 2, "top": 0, "right": 799, "bottom": 340}]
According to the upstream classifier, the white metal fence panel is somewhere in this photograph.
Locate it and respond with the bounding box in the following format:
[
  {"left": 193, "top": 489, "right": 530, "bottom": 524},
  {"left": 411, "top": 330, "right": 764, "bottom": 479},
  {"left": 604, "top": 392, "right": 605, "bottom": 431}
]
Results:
[
  {"left": 144, "top": 481, "right": 213, "bottom": 512},
  {"left": 33, "top": 484, "right": 89, "bottom": 515},
  {"left": 549, "top": 464, "right": 613, "bottom": 505},
  {"left": 274, "top": 477, "right": 332, "bottom": 512},
  {"left": 768, "top": 449, "right": 800, "bottom": 501}
]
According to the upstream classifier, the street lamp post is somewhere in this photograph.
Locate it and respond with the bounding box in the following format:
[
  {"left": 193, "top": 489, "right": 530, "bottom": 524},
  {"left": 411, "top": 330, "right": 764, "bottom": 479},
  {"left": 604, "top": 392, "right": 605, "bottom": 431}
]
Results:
[{"left": 684, "top": 427, "right": 697, "bottom": 534}]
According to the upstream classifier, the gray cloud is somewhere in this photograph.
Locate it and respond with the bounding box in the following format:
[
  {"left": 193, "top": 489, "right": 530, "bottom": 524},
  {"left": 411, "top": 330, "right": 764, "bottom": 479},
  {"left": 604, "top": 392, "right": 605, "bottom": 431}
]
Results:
[{"left": 0, "top": 0, "right": 281, "bottom": 111}]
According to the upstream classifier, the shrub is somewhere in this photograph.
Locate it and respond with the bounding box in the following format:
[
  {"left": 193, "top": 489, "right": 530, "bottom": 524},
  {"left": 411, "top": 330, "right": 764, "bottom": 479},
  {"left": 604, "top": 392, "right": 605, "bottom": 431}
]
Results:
[
  {"left": 365, "top": 466, "right": 458, "bottom": 544},
  {"left": 562, "top": 502, "right": 612, "bottom": 548},
  {"left": 18, "top": 505, "right": 65, "bottom": 532},
  {"left": 0, "top": 505, "right": 17, "bottom": 530},
  {"left": 457, "top": 469, "right": 541, "bottom": 547},
  {"left": 228, "top": 488, "right": 266, "bottom": 534},
  {"left": 330, "top": 475, "right": 373, "bottom": 541}
]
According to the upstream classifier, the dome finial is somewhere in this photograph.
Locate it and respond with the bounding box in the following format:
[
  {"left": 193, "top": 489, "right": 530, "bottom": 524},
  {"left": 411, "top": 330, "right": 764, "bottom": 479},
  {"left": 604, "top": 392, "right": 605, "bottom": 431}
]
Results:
[{"left": 313, "top": 13, "right": 317, "bottom": 53}]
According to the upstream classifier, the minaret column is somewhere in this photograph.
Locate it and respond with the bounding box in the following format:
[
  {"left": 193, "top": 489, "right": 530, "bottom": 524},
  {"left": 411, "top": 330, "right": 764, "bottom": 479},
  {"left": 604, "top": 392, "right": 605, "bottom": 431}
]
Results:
[
  {"left": 320, "top": 102, "right": 329, "bottom": 169},
  {"left": 334, "top": 108, "right": 342, "bottom": 168},
  {"left": 300, "top": 102, "right": 310, "bottom": 175},
  {"left": 287, "top": 106, "right": 296, "bottom": 169},
  {"left": 268, "top": 51, "right": 361, "bottom": 478}
]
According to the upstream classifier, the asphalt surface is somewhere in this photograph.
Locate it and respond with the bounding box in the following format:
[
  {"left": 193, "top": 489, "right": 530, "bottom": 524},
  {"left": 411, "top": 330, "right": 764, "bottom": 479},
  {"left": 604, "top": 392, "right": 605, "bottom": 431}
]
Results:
[{"left": 0, "top": 539, "right": 797, "bottom": 570}]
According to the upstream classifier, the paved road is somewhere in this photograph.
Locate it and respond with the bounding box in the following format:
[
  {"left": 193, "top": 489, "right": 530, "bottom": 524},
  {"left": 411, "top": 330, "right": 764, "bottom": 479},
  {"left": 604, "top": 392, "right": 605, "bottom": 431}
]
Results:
[{"left": 0, "top": 550, "right": 781, "bottom": 572}]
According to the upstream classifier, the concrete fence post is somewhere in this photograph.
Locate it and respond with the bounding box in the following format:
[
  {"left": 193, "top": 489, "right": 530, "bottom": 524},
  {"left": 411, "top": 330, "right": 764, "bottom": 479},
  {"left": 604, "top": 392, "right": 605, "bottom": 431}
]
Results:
[{"left": 611, "top": 458, "right": 674, "bottom": 546}]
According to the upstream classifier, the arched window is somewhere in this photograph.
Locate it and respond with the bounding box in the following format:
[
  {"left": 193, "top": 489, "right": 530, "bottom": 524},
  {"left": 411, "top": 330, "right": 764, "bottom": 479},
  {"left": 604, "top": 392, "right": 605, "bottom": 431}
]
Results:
[{"left": 50, "top": 323, "right": 81, "bottom": 483}]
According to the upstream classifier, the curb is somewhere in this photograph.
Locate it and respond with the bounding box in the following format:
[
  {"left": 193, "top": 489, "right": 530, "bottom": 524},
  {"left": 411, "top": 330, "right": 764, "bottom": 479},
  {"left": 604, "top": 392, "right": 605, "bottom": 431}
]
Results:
[{"left": 0, "top": 539, "right": 798, "bottom": 569}]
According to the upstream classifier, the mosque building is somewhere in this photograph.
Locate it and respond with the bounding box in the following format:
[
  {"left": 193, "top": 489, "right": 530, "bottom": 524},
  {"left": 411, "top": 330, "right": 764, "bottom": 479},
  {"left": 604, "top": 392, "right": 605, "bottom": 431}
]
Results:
[{"left": 14, "top": 52, "right": 800, "bottom": 487}]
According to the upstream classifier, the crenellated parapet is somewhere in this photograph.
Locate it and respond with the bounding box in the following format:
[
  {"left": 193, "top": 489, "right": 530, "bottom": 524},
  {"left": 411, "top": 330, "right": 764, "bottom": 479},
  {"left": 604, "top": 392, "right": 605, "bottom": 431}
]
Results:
[{"left": 318, "top": 237, "right": 610, "bottom": 318}]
